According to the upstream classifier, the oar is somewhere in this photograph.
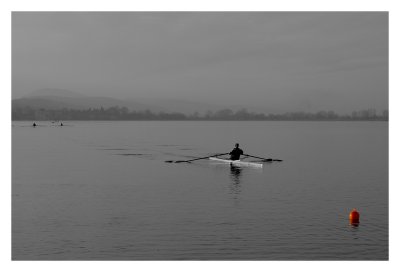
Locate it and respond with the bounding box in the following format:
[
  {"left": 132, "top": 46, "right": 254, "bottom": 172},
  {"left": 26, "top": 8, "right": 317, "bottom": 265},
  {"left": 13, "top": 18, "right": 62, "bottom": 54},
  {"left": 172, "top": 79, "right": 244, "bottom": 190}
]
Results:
[
  {"left": 165, "top": 153, "right": 229, "bottom": 163},
  {"left": 244, "top": 154, "right": 283, "bottom": 162}
]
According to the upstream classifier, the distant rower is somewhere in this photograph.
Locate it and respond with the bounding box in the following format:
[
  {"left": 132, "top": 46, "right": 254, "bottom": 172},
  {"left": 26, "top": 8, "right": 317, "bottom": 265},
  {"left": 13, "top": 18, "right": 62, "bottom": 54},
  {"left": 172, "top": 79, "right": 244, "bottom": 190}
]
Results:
[
  {"left": 33, "top": 122, "right": 37, "bottom": 127},
  {"left": 229, "top": 143, "right": 243, "bottom": 160}
]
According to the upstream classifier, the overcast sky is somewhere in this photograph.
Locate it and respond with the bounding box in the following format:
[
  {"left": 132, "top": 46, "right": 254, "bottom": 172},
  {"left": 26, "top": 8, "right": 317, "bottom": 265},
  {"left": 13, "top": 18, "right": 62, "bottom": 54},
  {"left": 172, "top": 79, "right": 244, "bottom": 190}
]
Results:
[{"left": 12, "top": 12, "right": 388, "bottom": 113}]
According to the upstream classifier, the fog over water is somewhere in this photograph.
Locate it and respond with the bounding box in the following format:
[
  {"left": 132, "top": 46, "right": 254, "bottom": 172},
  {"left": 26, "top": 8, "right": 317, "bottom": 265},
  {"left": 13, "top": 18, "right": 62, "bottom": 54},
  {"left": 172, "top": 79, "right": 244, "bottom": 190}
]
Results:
[{"left": 12, "top": 12, "right": 388, "bottom": 114}]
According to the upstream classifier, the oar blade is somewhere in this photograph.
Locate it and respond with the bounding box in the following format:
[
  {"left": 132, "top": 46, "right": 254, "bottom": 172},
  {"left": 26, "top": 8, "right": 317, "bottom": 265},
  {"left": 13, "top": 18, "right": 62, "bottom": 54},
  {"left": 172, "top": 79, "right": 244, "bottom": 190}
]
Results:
[
  {"left": 245, "top": 154, "right": 283, "bottom": 162},
  {"left": 262, "top": 159, "right": 273, "bottom": 162}
]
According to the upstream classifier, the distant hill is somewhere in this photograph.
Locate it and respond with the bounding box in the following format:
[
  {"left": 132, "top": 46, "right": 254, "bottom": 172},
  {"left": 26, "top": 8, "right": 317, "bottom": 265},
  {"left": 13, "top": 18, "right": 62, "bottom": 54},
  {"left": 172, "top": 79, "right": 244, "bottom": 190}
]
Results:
[
  {"left": 12, "top": 88, "right": 269, "bottom": 115},
  {"left": 12, "top": 96, "right": 153, "bottom": 111},
  {"left": 12, "top": 89, "right": 226, "bottom": 114},
  {"left": 24, "top": 88, "right": 86, "bottom": 98},
  {"left": 12, "top": 97, "right": 71, "bottom": 110},
  {"left": 131, "top": 98, "right": 224, "bottom": 115},
  {"left": 13, "top": 89, "right": 151, "bottom": 112}
]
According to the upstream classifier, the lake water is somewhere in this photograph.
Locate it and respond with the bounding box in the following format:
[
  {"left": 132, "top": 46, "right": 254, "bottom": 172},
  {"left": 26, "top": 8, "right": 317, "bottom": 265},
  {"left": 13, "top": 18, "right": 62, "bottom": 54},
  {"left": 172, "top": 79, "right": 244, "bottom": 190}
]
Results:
[{"left": 12, "top": 121, "right": 388, "bottom": 260}]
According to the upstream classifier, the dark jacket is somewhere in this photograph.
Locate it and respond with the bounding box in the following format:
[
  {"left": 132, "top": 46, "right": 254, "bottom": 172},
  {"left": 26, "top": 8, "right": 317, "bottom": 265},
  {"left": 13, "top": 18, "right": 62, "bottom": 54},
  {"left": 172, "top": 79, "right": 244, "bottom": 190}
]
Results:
[{"left": 229, "top": 147, "right": 243, "bottom": 160}]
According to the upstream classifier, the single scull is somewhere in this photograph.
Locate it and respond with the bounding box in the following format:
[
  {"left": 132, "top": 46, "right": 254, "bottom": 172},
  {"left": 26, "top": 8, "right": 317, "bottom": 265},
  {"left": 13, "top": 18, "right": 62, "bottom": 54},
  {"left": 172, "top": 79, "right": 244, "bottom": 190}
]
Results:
[{"left": 209, "top": 157, "right": 263, "bottom": 168}]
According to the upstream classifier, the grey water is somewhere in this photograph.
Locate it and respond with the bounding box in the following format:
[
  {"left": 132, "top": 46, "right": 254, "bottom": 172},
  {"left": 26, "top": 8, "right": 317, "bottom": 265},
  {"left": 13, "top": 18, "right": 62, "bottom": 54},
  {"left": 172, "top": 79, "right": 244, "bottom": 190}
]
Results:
[{"left": 12, "top": 121, "right": 388, "bottom": 260}]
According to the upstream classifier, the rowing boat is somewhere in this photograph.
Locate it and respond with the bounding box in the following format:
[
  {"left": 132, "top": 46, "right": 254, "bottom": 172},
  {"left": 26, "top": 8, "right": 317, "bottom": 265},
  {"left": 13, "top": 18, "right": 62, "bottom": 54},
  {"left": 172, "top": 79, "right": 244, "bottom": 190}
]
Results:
[{"left": 209, "top": 157, "right": 263, "bottom": 168}]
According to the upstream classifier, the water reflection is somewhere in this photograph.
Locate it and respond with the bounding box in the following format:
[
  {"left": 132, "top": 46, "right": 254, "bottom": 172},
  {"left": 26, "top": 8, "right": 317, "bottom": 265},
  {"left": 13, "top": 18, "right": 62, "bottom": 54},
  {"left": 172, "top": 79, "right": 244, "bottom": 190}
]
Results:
[
  {"left": 349, "top": 222, "right": 360, "bottom": 228},
  {"left": 229, "top": 165, "right": 243, "bottom": 195}
]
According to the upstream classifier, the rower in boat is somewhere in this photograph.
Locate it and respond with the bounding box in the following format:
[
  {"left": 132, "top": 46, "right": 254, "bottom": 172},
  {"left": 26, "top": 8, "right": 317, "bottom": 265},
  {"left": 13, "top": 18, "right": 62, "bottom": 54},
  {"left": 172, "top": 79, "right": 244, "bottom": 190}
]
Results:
[
  {"left": 229, "top": 143, "right": 244, "bottom": 161},
  {"left": 165, "top": 146, "right": 281, "bottom": 167}
]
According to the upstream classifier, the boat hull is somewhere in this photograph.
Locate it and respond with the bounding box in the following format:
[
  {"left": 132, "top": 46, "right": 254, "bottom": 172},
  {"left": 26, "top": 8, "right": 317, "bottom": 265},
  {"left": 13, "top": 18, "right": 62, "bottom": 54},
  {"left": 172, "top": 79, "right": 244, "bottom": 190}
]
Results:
[{"left": 209, "top": 157, "right": 263, "bottom": 168}]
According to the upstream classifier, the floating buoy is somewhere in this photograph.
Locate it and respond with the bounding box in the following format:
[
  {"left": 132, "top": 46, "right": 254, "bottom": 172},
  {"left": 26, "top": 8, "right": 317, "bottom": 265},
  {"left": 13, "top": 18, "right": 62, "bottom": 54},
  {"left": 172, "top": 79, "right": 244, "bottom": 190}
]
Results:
[{"left": 349, "top": 208, "right": 360, "bottom": 226}]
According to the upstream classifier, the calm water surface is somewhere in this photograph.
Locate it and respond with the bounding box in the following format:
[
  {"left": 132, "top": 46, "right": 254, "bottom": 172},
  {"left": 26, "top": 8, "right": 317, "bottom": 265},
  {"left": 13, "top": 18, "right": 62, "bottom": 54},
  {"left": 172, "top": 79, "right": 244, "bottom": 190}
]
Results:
[{"left": 12, "top": 121, "right": 388, "bottom": 260}]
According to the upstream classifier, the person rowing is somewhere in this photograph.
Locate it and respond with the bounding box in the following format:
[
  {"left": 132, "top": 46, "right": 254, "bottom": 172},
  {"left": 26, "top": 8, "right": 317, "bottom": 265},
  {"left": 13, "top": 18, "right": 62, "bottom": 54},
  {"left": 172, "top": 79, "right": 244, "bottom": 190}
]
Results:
[
  {"left": 165, "top": 142, "right": 282, "bottom": 164},
  {"left": 229, "top": 143, "right": 243, "bottom": 161}
]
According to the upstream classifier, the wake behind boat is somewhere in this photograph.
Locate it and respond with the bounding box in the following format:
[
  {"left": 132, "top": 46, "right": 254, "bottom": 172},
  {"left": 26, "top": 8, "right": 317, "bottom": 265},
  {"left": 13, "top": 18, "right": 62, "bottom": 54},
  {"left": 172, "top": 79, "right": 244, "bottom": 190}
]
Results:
[{"left": 209, "top": 157, "right": 263, "bottom": 168}]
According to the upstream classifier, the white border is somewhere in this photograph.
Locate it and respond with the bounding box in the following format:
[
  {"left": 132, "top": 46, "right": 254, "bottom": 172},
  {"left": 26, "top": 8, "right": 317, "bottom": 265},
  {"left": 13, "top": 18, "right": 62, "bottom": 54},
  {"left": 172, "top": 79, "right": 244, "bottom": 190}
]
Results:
[{"left": 3, "top": 1, "right": 397, "bottom": 272}]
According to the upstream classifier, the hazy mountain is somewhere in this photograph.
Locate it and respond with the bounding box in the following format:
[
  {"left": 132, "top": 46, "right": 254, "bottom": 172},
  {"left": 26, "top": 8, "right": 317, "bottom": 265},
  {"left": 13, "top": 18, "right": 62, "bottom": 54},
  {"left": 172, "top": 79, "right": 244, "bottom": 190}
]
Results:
[
  {"left": 13, "top": 89, "right": 150, "bottom": 111},
  {"left": 12, "top": 89, "right": 233, "bottom": 114},
  {"left": 24, "top": 88, "right": 86, "bottom": 98},
  {"left": 12, "top": 88, "right": 275, "bottom": 115},
  {"left": 131, "top": 98, "right": 225, "bottom": 115},
  {"left": 130, "top": 97, "right": 279, "bottom": 115},
  {"left": 12, "top": 97, "right": 72, "bottom": 110}
]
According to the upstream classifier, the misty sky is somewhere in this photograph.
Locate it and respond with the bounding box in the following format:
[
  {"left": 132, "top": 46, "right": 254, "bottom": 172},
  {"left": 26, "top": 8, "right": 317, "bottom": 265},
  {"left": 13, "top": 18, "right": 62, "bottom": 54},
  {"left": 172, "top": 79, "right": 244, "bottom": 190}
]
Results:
[{"left": 12, "top": 12, "right": 388, "bottom": 113}]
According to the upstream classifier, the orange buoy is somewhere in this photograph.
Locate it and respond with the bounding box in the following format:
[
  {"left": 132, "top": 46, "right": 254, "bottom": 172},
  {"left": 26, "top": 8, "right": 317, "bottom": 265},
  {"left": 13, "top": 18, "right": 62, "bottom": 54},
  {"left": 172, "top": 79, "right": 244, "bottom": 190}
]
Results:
[{"left": 349, "top": 208, "right": 360, "bottom": 225}]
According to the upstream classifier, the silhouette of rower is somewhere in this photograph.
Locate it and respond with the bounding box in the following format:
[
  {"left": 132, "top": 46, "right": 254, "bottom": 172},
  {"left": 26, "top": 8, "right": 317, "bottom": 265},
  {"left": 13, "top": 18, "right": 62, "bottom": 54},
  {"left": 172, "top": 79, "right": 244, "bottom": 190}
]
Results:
[
  {"left": 229, "top": 143, "right": 244, "bottom": 160},
  {"left": 60, "top": 122, "right": 63, "bottom": 126},
  {"left": 33, "top": 122, "right": 37, "bottom": 127}
]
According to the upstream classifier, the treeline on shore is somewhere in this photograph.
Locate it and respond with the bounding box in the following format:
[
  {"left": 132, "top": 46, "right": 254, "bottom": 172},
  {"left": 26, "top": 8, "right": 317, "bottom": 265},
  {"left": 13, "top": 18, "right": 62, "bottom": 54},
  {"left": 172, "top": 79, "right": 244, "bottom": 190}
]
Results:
[{"left": 12, "top": 106, "right": 388, "bottom": 121}]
